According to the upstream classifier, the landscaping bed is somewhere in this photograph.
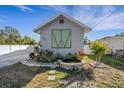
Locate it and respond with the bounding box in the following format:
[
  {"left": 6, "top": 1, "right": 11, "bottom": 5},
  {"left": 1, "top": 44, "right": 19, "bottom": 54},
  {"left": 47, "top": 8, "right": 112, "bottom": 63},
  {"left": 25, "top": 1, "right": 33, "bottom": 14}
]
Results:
[{"left": 30, "top": 44, "right": 85, "bottom": 64}]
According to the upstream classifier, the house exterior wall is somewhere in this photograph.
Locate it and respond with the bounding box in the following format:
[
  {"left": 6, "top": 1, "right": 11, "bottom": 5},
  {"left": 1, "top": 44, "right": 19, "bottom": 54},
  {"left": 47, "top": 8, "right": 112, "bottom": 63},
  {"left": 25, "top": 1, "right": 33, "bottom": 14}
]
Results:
[
  {"left": 39, "top": 18, "right": 84, "bottom": 54},
  {"left": 100, "top": 37, "right": 124, "bottom": 54}
]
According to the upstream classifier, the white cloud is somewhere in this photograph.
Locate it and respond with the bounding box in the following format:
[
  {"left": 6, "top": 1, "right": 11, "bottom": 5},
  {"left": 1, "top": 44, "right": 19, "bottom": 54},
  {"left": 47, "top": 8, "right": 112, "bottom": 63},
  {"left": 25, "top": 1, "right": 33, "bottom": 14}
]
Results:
[
  {"left": 93, "top": 12, "right": 124, "bottom": 30},
  {"left": 72, "top": 6, "right": 124, "bottom": 30},
  {"left": 14, "top": 5, "right": 124, "bottom": 31},
  {"left": 40, "top": 5, "right": 67, "bottom": 12},
  {"left": 15, "top": 5, "right": 34, "bottom": 12},
  {"left": 48, "top": 5, "right": 67, "bottom": 12}
]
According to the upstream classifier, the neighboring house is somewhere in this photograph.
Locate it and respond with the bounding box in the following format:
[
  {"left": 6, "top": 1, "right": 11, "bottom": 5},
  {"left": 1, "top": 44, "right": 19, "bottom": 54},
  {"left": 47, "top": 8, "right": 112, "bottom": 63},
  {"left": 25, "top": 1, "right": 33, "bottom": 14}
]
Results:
[
  {"left": 99, "top": 36, "right": 124, "bottom": 54},
  {"left": 33, "top": 13, "right": 91, "bottom": 54}
]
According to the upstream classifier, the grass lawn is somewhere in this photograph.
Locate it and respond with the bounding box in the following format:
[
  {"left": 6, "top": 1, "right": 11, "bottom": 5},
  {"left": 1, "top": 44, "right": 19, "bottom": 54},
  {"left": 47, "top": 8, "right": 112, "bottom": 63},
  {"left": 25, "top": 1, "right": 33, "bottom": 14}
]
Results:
[
  {"left": 0, "top": 55, "right": 124, "bottom": 88},
  {"left": 85, "top": 55, "right": 124, "bottom": 70},
  {"left": 0, "top": 62, "right": 74, "bottom": 88}
]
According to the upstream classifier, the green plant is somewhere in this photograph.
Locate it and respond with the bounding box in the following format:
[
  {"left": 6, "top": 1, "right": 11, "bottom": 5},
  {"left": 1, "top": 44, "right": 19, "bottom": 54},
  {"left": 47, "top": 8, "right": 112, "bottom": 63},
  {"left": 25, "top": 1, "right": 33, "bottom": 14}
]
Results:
[
  {"left": 65, "top": 53, "right": 78, "bottom": 59},
  {"left": 43, "top": 49, "right": 54, "bottom": 62},
  {"left": 54, "top": 53, "right": 65, "bottom": 60},
  {"left": 66, "top": 53, "right": 73, "bottom": 59},
  {"left": 33, "top": 43, "right": 42, "bottom": 53},
  {"left": 91, "top": 40, "right": 109, "bottom": 64},
  {"left": 34, "top": 49, "right": 55, "bottom": 63}
]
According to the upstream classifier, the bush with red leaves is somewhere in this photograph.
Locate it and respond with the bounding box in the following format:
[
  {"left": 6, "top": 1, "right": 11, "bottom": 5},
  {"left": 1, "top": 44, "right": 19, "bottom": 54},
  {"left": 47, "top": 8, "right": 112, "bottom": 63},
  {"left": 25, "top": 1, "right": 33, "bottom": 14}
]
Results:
[{"left": 78, "top": 50, "right": 85, "bottom": 60}]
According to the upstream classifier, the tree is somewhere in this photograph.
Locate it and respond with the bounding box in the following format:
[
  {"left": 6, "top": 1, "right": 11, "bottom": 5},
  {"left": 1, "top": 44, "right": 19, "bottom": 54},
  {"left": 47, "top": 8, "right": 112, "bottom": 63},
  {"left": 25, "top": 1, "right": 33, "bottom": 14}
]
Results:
[
  {"left": 91, "top": 40, "right": 109, "bottom": 64},
  {"left": 0, "top": 26, "right": 22, "bottom": 45},
  {"left": 23, "top": 36, "right": 31, "bottom": 45},
  {"left": 0, "top": 26, "right": 36, "bottom": 45},
  {"left": 0, "top": 29, "right": 6, "bottom": 44}
]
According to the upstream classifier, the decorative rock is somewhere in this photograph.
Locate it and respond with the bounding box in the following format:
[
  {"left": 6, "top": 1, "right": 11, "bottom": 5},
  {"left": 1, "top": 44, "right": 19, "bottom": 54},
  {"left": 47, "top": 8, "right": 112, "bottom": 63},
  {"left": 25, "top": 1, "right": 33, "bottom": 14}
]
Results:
[
  {"left": 58, "top": 60, "right": 84, "bottom": 70},
  {"left": 51, "top": 65, "right": 56, "bottom": 68}
]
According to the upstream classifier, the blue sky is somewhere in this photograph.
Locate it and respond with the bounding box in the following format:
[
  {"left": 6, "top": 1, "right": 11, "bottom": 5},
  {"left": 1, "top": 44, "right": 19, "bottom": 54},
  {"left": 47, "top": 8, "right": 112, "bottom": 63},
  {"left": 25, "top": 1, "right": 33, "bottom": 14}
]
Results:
[{"left": 0, "top": 5, "right": 124, "bottom": 41}]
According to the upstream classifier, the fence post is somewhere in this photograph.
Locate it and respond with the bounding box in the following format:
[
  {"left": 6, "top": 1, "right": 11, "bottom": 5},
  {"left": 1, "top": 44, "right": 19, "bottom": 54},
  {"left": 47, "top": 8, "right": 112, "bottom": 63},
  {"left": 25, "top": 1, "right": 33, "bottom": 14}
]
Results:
[
  {"left": 19, "top": 45, "right": 21, "bottom": 50},
  {"left": 9, "top": 45, "right": 11, "bottom": 53}
]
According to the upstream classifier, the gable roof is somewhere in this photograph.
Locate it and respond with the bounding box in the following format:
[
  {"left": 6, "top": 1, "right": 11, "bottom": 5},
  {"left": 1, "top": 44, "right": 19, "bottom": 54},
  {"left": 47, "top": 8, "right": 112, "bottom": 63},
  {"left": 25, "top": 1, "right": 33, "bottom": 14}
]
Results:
[
  {"left": 99, "top": 36, "right": 124, "bottom": 41},
  {"left": 33, "top": 13, "right": 92, "bottom": 34}
]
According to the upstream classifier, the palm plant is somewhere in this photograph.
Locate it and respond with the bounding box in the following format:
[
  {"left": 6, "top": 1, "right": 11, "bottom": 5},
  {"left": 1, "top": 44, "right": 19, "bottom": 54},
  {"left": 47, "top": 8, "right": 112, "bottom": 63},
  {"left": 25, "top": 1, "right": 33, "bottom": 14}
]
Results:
[{"left": 91, "top": 40, "right": 109, "bottom": 64}]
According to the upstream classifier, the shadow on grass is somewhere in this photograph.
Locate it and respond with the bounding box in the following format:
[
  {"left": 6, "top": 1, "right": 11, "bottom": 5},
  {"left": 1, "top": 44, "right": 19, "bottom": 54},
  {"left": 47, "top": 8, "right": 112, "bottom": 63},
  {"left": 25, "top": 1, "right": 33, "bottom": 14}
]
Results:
[
  {"left": 0, "top": 62, "right": 94, "bottom": 88},
  {"left": 56, "top": 68, "right": 94, "bottom": 88},
  {"left": 0, "top": 62, "right": 51, "bottom": 88},
  {"left": 88, "top": 55, "right": 124, "bottom": 70}
]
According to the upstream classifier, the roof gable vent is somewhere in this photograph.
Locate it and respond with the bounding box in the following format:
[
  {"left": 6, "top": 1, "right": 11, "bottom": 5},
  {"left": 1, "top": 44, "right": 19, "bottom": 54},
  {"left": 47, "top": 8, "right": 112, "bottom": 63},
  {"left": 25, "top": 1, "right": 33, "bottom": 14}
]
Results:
[{"left": 59, "top": 16, "right": 64, "bottom": 24}]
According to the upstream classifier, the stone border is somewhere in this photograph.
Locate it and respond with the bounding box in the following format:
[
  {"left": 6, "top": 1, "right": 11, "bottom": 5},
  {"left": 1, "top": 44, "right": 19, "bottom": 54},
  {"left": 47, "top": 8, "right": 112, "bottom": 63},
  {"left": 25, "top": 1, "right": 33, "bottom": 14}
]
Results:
[
  {"left": 21, "top": 59, "right": 85, "bottom": 70},
  {"left": 58, "top": 60, "right": 84, "bottom": 70},
  {"left": 21, "top": 60, "right": 59, "bottom": 68}
]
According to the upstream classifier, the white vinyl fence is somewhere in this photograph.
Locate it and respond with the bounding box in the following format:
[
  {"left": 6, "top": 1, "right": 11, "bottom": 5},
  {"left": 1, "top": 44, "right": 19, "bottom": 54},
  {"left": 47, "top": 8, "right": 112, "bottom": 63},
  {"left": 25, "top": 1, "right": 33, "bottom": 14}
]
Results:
[
  {"left": 84, "top": 45, "right": 92, "bottom": 55},
  {"left": 0, "top": 45, "right": 29, "bottom": 55}
]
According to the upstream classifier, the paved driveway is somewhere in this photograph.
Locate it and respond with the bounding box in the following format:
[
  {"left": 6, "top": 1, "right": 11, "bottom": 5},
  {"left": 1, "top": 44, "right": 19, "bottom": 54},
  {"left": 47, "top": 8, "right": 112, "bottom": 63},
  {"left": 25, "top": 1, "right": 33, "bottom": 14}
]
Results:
[{"left": 0, "top": 46, "right": 33, "bottom": 68}]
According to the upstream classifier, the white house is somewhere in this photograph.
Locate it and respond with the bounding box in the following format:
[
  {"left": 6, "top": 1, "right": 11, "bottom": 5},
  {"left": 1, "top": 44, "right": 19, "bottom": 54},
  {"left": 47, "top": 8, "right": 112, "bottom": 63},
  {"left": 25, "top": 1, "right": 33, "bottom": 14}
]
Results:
[
  {"left": 33, "top": 13, "right": 91, "bottom": 54},
  {"left": 99, "top": 36, "right": 124, "bottom": 54}
]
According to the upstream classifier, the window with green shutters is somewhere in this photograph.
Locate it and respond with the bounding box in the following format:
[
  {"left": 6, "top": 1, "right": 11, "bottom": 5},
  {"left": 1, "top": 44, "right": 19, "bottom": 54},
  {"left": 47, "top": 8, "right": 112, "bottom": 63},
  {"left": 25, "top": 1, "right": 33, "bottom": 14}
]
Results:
[{"left": 52, "top": 29, "right": 71, "bottom": 48}]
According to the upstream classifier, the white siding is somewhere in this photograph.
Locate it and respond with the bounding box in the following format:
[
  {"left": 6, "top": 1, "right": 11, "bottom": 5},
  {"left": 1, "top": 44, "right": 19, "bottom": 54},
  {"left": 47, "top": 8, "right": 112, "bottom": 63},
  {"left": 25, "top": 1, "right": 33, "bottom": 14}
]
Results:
[
  {"left": 100, "top": 37, "right": 124, "bottom": 54},
  {"left": 39, "top": 17, "right": 84, "bottom": 54},
  {"left": 84, "top": 45, "right": 92, "bottom": 55}
]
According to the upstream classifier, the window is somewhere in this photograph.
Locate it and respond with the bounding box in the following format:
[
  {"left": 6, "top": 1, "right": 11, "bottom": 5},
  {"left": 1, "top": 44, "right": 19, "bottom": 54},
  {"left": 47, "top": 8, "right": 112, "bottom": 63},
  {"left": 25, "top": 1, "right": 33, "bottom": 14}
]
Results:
[
  {"left": 59, "top": 19, "right": 64, "bottom": 24},
  {"left": 52, "top": 29, "right": 71, "bottom": 48}
]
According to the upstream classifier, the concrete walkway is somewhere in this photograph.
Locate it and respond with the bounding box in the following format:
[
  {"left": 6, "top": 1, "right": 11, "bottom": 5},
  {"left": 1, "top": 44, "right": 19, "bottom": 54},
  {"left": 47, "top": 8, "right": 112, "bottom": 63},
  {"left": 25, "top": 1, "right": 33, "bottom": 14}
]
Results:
[{"left": 47, "top": 70, "right": 56, "bottom": 81}]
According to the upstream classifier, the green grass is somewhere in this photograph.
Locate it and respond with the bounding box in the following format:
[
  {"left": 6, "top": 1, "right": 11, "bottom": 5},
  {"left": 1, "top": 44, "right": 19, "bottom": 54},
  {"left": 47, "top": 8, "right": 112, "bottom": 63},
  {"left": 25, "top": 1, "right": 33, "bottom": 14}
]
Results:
[
  {"left": 82, "top": 55, "right": 124, "bottom": 88},
  {"left": 86, "top": 55, "right": 124, "bottom": 70},
  {"left": 0, "top": 62, "right": 75, "bottom": 88}
]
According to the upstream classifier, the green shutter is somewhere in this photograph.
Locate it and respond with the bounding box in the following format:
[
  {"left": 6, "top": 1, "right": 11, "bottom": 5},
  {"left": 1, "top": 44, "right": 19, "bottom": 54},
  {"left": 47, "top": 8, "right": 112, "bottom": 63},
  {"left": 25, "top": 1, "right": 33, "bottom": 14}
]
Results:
[
  {"left": 62, "top": 30, "right": 71, "bottom": 47},
  {"left": 52, "top": 30, "right": 61, "bottom": 47},
  {"left": 52, "top": 29, "right": 71, "bottom": 48}
]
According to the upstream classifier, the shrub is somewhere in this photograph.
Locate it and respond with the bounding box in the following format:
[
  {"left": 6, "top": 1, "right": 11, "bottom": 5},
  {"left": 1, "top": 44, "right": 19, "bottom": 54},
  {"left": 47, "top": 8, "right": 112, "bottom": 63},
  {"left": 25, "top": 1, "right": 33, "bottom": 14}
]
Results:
[
  {"left": 34, "top": 49, "right": 55, "bottom": 63},
  {"left": 29, "top": 52, "right": 35, "bottom": 60},
  {"left": 91, "top": 40, "right": 109, "bottom": 64},
  {"left": 33, "top": 43, "right": 42, "bottom": 53},
  {"left": 54, "top": 52, "right": 65, "bottom": 61},
  {"left": 78, "top": 50, "right": 85, "bottom": 60},
  {"left": 65, "top": 53, "right": 78, "bottom": 59}
]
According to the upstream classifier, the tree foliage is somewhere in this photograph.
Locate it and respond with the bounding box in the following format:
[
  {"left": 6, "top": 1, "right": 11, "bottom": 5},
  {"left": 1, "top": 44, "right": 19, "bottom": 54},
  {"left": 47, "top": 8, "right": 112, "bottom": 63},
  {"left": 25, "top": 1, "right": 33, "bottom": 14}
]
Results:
[
  {"left": 0, "top": 26, "right": 36, "bottom": 45},
  {"left": 91, "top": 40, "right": 109, "bottom": 63}
]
